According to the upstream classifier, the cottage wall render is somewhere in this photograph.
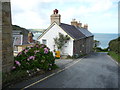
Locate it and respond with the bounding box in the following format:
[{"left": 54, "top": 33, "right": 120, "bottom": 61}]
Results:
[
  {"left": 38, "top": 9, "right": 94, "bottom": 57},
  {"left": 38, "top": 23, "right": 74, "bottom": 56}
]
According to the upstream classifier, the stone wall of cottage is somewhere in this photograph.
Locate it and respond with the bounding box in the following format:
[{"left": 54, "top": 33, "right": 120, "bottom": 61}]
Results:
[
  {"left": 73, "top": 36, "right": 93, "bottom": 56},
  {"left": 85, "top": 36, "right": 94, "bottom": 54}
]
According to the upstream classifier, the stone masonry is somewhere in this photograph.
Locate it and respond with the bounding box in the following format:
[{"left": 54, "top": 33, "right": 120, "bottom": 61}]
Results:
[{"left": 0, "top": 0, "right": 14, "bottom": 75}]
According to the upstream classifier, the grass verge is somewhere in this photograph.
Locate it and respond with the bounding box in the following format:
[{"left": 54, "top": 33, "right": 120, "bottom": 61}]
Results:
[{"left": 108, "top": 51, "right": 120, "bottom": 63}]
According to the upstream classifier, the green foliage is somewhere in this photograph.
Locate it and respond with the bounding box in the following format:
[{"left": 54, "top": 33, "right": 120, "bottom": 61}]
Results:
[
  {"left": 108, "top": 51, "right": 120, "bottom": 62},
  {"left": 12, "top": 25, "right": 29, "bottom": 36},
  {"left": 3, "top": 70, "right": 28, "bottom": 88},
  {"left": 55, "top": 57, "right": 60, "bottom": 59},
  {"left": 95, "top": 47, "right": 108, "bottom": 52},
  {"left": 12, "top": 25, "right": 26, "bottom": 30},
  {"left": 108, "top": 37, "right": 120, "bottom": 62},
  {"left": 108, "top": 37, "right": 120, "bottom": 54},
  {"left": 93, "top": 40, "right": 100, "bottom": 47},
  {"left": 93, "top": 40, "right": 108, "bottom": 52},
  {"left": 66, "top": 55, "right": 74, "bottom": 59},
  {"left": 54, "top": 33, "right": 70, "bottom": 49},
  {"left": 13, "top": 44, "right": 57, "bottom": 71}
]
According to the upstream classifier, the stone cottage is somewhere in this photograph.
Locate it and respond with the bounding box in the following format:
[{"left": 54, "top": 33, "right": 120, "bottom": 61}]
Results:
[{"left": 38, "top": 9, "right": 94, "bottom": 56}]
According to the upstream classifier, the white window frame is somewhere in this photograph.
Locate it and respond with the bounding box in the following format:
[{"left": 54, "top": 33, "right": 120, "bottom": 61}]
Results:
[{"left": 42, "top": 39, "right": 47, "bottom": 45}]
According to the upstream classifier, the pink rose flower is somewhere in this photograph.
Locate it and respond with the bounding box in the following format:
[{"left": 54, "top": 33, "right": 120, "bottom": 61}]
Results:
[
  {"left": 27, "top": 56, "right": 35, "bottom": 61},
  {"left": 15, "top": 61, "right": 21, "bottom": 66},
  {"left": 12, "top": 66, "right": 16, "bottom": 70},
  {"left": 44, "top": 48, "right": 49, "bottom": 54},
  {"left": 17, "top": 52, "right": 22, "bottom": 56},
  {"left": 34, "top": 50, "right": 39, "bottom": 54},
  {"left": 36, "top": 45, "right": 39, "bottom": 47},
  {"left": 24, "top": 49, "right": 29, "bottom": 54}
]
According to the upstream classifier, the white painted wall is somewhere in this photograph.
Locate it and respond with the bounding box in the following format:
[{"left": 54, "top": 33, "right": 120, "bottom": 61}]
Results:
[{"left": 38, "top": 23, "right": 74, "bottom": 56}]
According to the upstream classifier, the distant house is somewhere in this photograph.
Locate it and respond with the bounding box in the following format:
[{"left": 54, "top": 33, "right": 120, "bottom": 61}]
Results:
[
  {"left": 38, "top": 9, "right": 94, "bottom": 56},
  {"left": 28, "top": 29, "right": 46, "bottom": 40},
  {"left": 12, "top": 26, "right": 36, "bottom": 56}
]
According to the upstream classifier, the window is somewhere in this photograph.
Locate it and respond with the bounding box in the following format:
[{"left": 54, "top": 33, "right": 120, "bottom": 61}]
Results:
[
  {"left": 14, "top": 46, "right": 18, "bottom": 52},
  {"left": 42, "top": 39, "right": 47, "bottom": 45},
  {"left": 13, "top": 35, "right": 23, "bottom": 45}
]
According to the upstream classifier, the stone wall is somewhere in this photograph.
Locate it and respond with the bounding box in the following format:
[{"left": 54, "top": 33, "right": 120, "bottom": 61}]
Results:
[
  {"left": 73, "top": 38, "right": 86, "bottom": 56},
  {"left": 73, "top": 36, "right": 94, "bottom": 56},
  {"left": 0, "top": 1, "right": 2, "bottom": 89},
  {"left": 85, "top": 36, "right": 94, "bottom": 54},
  {"left": 0, "top": 0, "right": 14, "bottom": 73}
]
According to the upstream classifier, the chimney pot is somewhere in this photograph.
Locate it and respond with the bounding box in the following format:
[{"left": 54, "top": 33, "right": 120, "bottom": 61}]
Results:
[
  {"left": 28, "top": 32, "right": 33, "bottom": 43},
  {"left": 83, "top": 24, "right": 88, "bottom": 29},
  {"left": 51, "top": 9, "right": 61, "bottom": 25},
  {"left": 71, "top": 19, "right": 78, "bottom": 27},
  {"left": 77, "top": 21, "right": 82, "bottom": 28}
]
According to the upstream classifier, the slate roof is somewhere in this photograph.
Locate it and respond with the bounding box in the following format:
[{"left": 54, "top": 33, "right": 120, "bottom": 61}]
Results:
[
  {"left": 13, "top": 30, "right": 35, "bottom": 45},
  {"left": 59, "top": 23, "right": 86, "bottom": 40},
  {"left": 37, "top": 22, "right": 93, "bottom": 40},
  {"left": 76, "top": 27, "right": 93, "bottom": 37}
]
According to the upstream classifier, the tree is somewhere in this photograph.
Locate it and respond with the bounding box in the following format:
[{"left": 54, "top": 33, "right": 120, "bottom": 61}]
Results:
[
  {"left": 93, "top": 40, "right": 100, "bottom": 48},
  {"left": 54, "top": 33, "right": 70, "bottom": 51}
]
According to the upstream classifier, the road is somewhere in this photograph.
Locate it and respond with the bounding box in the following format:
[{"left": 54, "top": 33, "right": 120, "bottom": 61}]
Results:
[{"left": 16, "top": 52, "right": 119, "bottom": 88}]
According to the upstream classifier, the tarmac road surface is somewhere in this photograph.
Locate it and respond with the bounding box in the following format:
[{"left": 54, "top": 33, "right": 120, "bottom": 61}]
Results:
[{"left": 24, "top": 52, "right": 119, "bottom": 88}]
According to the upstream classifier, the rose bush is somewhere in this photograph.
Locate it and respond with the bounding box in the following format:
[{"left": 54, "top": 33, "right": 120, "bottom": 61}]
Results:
[{"left": 13, "top": 44, "right": 57, "bottom": 71}]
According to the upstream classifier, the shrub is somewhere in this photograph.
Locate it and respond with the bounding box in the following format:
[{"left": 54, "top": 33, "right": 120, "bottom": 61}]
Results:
[
  {"left": 95, "top": 47, "right": 102, "bottom": 51},
  {"left": 13, "top": 44, "right": 57, "bottom": 71},
  {"left": 67, "top": 55, "right": 73, "bottom": 59},
  {"left": 102, "top": 48, "right": 108, "bottom": 52},
  {"left": 109, "top": 37, "right": 120, "bottom": 54}
]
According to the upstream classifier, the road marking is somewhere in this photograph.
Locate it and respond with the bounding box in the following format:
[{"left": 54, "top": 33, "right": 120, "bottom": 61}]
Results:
[
  {"left": 21, "top": 58, "right": 83, "bottom": 89},
  {"left": 21, "top": 73, "right": 56, "bottom": 90},
  {"left": 107, "top": 55, "right": 118, "bottom": 65}
]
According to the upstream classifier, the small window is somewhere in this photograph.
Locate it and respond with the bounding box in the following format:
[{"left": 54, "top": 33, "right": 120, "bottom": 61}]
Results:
[
  {"left": 42, "top": 39, "right": 47, "bottom": 45},
  {"left": 14, "top": 46, "right": 18, "bottom": 52}
]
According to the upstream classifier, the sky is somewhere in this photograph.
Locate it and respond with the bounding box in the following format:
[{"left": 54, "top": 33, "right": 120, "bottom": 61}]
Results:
[{"left": 11, "top": 0, "right": 119, "bottom": 33}]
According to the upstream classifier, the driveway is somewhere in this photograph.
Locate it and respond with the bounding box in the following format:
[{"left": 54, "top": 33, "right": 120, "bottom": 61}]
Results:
[{"left": 12, "top": 52, "right": 119, "bottom": 88}]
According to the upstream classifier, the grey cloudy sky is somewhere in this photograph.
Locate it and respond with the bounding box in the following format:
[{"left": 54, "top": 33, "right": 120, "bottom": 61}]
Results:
[{"left": 11, "top": 0, "right": 118, "bottom": 33}]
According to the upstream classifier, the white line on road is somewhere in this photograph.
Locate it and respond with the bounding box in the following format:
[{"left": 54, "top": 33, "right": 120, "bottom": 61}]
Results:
[
  {"left": 107, "top": 55, "right": 118, "bottom": 65},
  {"left": 21, "top": 58, "right": 83, "bottom": 89},
  {"left": 21, "top": 73, "right": 56, "bottom": 90}
]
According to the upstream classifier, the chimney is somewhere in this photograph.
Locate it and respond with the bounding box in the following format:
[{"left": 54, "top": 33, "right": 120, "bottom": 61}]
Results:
[
  {"left": 50, "top": 9, "right": 61, "bottom": 25},
  {"left": 83, "top": 24, "right": 88, "bottom": 29},
  {"left": 77, "top": 21, "right": 82, "bottom": 28},
  {"left": 28, "top": 32, "right": 33, "bottom": 43},
  {"left": 71, "top": 19, "right": 78, "bottom": 27}
]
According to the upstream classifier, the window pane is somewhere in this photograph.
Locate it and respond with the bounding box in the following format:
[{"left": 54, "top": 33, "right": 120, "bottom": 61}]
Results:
[{"left": 42, "top": 39, "right": 47, "bottom": 44}]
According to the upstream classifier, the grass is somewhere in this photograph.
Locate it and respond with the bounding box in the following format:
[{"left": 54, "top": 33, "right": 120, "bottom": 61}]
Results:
[{"left": 108, "top": 51, "right": 120, "bottom": 63}]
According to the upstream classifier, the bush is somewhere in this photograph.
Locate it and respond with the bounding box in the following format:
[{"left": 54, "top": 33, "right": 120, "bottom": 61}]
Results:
[
  {"left": 109, "top": 37, "right": 120, "bottom": 54},
  {"left": 95, "top": 47, "right": 102, "bottom": 51},
  {"left": 67, "top": 55, "right": 73, "bottom": 59},
  {"left": 13, "top": 44, "right": 57, "bottom": 71},
  {"left": 94, "top": 47, "right": 108, "bottom": 52},
  {"left": 108, "top": 51, "right": 120, "bottom": 62}
]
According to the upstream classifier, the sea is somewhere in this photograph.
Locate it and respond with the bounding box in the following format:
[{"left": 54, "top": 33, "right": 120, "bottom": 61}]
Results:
[
  {"left": 93, "top": 33, "right": 118, "bottom": 49},
  {"left": 33, "top": 32, "right": 118, "bottom": 49}
]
